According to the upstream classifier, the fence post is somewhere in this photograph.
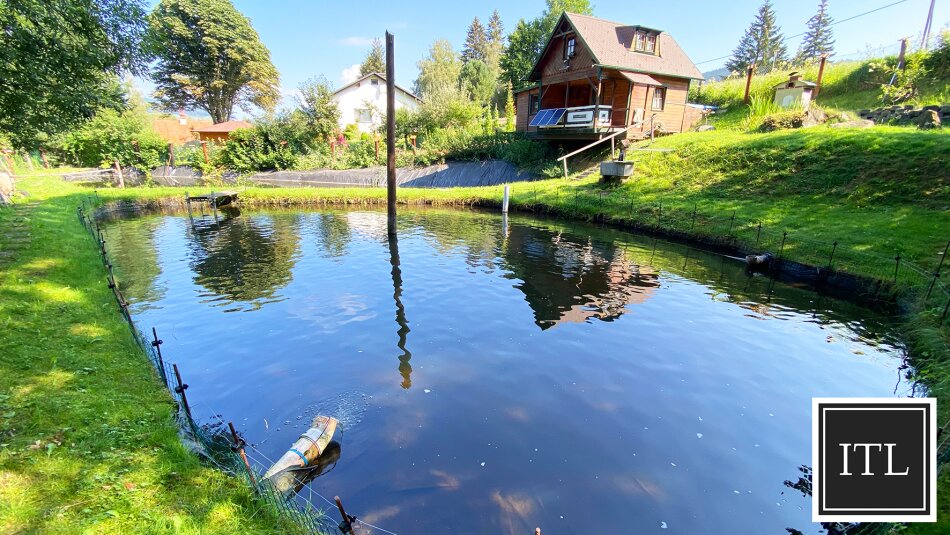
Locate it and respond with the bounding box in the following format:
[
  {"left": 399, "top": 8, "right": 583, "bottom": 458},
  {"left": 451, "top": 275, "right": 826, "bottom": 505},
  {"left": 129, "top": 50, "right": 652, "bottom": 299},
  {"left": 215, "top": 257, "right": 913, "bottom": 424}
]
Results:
[
  {"left": 942, "top": 295, "right": 950, "bottom": 324},
  {"left": 827, "top": 241, "right": 838, "bottom": 269},
  {"left": 228, "top": 421, "right": 258, "bottom": 487},
  {"left": 728, "top": 210, "right": 736, "bottom": 239},
  {"left": 755, "top": 222, "right": 762, "bottom": 249},
  {"left": 657, "top": 200, "right": 662, "bottom": 226},
  {"left": 335, "top": 496, "right": 356, "bottom": 533},
  {"left": 894, "top": 254, "right": 902, "bottom": 283},
  {"left": 778, "top": 231, "right": 788, "bottom": 263},
  {"left": 151, "top": 327, "right": 168, "bottom": 386},
  {"left": 926, "top": 239, "right": 950, "bottom": 300},
  {"left": 172, "top": 363, "right": 193, "bottom": 421},
  {"left": 690, "top": 204, "right": 697, "bottom": 230}
]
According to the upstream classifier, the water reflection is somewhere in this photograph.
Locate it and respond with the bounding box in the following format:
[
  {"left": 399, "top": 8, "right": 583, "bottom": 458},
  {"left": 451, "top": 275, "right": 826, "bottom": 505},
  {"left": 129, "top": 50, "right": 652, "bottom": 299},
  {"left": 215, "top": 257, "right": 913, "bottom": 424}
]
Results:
[
  {"left": 503, "top": 225, "right": 659, "bottom": 329},
  {"left": 187, "top": 211, "right": 301, "bottom": 310},
  {"left": 388, "top": 234, "right": 413, "bottom": 389}
]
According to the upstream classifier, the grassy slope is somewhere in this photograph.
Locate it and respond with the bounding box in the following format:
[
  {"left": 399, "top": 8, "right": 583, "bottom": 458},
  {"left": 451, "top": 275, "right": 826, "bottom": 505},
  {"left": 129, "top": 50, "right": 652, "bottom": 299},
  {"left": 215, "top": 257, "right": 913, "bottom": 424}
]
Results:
[
  {"left": 2, "top": 122, "right": 949, "bottom": 531},
  {"left": 0, "top": 171, "right": 298, "bottom": 534}
]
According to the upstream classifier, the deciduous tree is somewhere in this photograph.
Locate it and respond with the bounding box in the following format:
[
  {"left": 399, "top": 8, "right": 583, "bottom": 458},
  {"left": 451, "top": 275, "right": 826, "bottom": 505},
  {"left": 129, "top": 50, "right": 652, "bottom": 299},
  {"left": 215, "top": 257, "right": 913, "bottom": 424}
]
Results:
[
  {"left": 296, "top": 76, "right": 340, "bottom": 142},
  {"left": 147, "top": 0, "right": 280, "bottom": 123},
  {"left": 0, "top": 0, "right": 149, "bottom": 148}
]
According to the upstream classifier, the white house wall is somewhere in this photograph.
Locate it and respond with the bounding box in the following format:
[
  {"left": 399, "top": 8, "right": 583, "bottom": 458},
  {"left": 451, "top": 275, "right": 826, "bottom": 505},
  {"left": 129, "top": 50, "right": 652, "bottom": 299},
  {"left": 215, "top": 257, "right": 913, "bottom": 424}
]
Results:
[{"left": 333, "top": 75, "right": 420, "bottom": 133}]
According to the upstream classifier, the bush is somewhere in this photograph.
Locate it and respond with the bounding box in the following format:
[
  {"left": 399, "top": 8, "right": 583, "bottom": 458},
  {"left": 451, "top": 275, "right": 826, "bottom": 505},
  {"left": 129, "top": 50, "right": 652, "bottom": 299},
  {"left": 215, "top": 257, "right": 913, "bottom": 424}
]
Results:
[
  {"left": 759, "top": 110, "right": 807, "bottom": 131},
  {"left": 218, "top": 115, "right": 305, "bottom": 173},
  {"left": 51, "top": 108, "right": 165, "bottom": 169}
]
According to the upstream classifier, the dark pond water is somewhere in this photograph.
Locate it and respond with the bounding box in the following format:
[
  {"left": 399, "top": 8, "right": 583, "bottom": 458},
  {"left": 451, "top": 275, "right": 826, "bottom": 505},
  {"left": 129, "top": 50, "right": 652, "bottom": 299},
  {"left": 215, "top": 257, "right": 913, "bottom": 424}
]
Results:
[{"left": 102, "top": 206, "right": 911, "bottom": 534}]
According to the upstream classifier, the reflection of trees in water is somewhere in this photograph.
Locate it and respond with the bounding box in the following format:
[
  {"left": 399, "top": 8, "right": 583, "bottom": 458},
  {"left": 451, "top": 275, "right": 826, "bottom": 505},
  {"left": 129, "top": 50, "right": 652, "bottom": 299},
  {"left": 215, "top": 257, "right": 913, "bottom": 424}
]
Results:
[
  {"left": 106, "top": 218, "right": 165, "bottom": 306},
  {"left": 188, "top": 211, "right": 301, "bottom": 309},
  {"left": 314, "top": 212, "right": 352, "bottom": 259},
  {"left": 388, "top": 235, "right": 412, "bottom": 389},
  {"left": 501, "top": 225, "right": 659, "bottom": 330}
]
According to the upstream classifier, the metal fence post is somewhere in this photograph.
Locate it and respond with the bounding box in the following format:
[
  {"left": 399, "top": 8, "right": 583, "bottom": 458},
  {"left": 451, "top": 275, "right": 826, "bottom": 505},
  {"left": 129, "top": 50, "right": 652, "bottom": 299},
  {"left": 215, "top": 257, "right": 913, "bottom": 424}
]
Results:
[
  {"left": 228, "top": 421, "right": 258, "bottom": 487},
  {"left": 728, "top": 210, "right": 736, "bottom": 240},
  {"left": 690, "top": 204, "right": 697, "bottom": 230},
  {"left": 172, "top": 363, "right": 193, "bottom": 421},
  {"left": 778, "top": 231, "right": 788, "bottom": 263},
  {"left": 827, "top": 241, "right": 838, "bottom": 270},
  {"left": 151, "top": 327, "right": 167, "bottom": 386},
  {"left": 926, "top": 239, "right": 950, "bottom": 300},
  {"left": 335, "top": 496, "right": 356, "bottom": 533},
  {"left": 894, "top": 254, "right": 902, "bottom": 283},
  {"left": 657, "top": 200, "right": 662, "bottom": 226},
  {"left": 755, "top": 222, "right": 762, "bottom": 249}
]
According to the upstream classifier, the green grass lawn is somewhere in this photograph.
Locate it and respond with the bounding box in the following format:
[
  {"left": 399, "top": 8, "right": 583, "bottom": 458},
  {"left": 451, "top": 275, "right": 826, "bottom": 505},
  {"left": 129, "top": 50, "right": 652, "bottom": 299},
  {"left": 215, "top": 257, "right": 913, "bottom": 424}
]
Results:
[{"left": 2, "top": 121, "right": 949, "bottom": 532}]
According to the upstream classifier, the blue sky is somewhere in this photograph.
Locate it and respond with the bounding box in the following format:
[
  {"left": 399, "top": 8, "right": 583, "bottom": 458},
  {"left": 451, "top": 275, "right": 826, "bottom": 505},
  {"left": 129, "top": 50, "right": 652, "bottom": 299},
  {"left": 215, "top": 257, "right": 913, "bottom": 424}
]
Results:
[{"left": 143, "top": 0, "right": 948, "bottom": 117}]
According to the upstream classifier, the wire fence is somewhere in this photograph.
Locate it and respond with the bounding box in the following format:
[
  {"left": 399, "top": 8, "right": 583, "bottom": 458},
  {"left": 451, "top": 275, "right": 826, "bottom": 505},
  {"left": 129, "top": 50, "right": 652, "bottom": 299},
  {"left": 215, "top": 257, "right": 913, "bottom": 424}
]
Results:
[
  {"left": 78, "top": 192, "right": 949, "bottom": 535},
  {"left": 76, "top": 198, "right": 399, "bottom": 535},
  {"left": 509, "top": 184, "right": 950, "bottom": 320}
]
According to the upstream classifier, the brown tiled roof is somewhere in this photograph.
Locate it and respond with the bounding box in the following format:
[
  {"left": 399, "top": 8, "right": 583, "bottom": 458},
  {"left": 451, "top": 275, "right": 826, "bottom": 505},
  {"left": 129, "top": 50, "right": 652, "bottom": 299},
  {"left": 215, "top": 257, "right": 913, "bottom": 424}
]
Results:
[
  {"left": 193, "top": 120, "right": 253, "bottom": 133},
  {"left": 531, "top": 12, "right": 702, "bottom": 81}
]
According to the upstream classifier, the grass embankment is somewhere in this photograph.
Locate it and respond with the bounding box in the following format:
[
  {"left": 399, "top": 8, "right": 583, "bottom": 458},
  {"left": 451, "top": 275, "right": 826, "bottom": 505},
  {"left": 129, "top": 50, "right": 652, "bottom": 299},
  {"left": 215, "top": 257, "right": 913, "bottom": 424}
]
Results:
[
  {"left": 0, "top": 169, "right": 300, "bottom": 534},
  {"left": 692, "top": 57, "right": 950, "bottom": 130},
  {"left": 2, "top": 123, "right": 949, "bottom": 532}
]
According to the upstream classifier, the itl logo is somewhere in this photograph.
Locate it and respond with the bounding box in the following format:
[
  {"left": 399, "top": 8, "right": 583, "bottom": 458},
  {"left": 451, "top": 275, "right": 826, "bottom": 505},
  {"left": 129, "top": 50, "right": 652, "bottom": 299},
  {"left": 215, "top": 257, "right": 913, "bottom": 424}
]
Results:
[{"left": 812, "top": 398, "right": 937, "bottom": 522}]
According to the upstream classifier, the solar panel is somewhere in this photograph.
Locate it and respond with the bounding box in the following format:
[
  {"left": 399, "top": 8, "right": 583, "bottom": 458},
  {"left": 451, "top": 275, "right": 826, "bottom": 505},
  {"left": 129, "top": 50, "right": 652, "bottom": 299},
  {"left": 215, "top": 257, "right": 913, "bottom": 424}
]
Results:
[
  {"left": 529, "top": 109, "right": 553, "bottom": 127},
  {"left": 547, "top": 108, "right": 567, "bottom": 126}
]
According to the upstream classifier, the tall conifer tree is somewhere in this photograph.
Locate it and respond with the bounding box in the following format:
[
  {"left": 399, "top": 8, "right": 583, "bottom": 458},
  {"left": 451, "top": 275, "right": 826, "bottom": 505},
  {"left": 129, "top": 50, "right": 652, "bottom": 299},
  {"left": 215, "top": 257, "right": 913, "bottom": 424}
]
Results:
[
  {"left": 725, "top": 0, "right": 788, "bottom": 73},
  {"left": 794, "top": 0, "right": 835, "bottom": 64}
]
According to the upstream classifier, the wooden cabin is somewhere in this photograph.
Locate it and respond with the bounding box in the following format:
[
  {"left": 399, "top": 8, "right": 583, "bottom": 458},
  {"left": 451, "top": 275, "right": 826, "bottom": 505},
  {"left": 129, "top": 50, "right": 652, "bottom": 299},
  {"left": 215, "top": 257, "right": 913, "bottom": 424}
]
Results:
[
  {"left": 515, "top": 12, "right": 703, "bottom": 140},
  {"left": 193, "top": 120, "right": 253, "bottom": 143}
]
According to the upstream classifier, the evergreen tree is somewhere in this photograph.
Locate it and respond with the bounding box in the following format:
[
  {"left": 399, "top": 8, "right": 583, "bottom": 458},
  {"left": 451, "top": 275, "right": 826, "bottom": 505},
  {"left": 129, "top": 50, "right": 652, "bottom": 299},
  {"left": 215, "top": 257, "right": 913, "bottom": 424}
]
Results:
[
  {"left": 500, "top": 0, "right": 592, "bottom": 90},
  {"left": 725, "top": 0, "right": 788, "bottom": 74},
  {"left": 462, "top": 17, "right": 489, "bottom": 63},
  {"left": 487, "top": 10, "right": 505, "bottom": 46},
  {"left": 360, "top": 39, "right": 385, "bottom": 75},
  {"left": 794, "top": 0, "right": 835, "bottom": 64}
]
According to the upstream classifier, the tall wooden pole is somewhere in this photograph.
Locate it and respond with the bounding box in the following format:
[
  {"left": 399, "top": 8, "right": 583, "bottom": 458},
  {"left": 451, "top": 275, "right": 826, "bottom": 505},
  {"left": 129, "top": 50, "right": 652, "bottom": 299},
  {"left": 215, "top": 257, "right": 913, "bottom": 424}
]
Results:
[
  {"left": 743, "top": 64, "right": 755, "bottom": 105},
  {"left": 385, "top": 31, "right": 397, "bottom": 236},
  {"left": 815, "top": 54, "right": 828, "bottom": 97}
]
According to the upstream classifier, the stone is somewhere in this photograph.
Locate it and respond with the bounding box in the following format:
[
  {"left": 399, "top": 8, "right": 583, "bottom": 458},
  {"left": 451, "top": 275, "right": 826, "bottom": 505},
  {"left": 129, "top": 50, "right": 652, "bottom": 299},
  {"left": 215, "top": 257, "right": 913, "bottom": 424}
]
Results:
[
  {"left": 917, "top": 109, "right": 942, "bottom": 129},
  {"left": 0, "top": 171, "right": 13, "bottom": 205},
  {"left": 696, "top": 124, "right": 716, "bottom": 131},
  {"left": 940, "top": 105, "right": 950, "bottom": 115},
  {"left": 857, "top": 109, "right": 871, "bottom": 117},
  {"left": 923, "top": 104, "right": 941, "bottom": 112},
  {"left": 829, "top": 119, "right": 875, "bottom": 129},
  {"left": 802, "top": 106, "right": 828, "bottom": 127}
]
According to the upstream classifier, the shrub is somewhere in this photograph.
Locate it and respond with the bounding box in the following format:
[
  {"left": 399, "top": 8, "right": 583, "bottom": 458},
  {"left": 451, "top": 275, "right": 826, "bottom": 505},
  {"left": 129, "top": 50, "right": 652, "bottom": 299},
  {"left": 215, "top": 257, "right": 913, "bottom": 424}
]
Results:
[
  {"left": 759, "top": 110, "right": 807, "bottom": 131},
  {"left": 51, "top": 108, "right": 165, "bottom": 169},
  {"left": 218, "top": 115, "right": 304, "bottom": 172}
]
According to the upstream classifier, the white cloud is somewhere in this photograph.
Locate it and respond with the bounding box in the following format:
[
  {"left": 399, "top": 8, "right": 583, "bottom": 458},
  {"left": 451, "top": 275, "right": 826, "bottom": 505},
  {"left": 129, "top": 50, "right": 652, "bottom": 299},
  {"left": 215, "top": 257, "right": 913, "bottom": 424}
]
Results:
[
  {"left": 340, "top": 64, "right": 361, "bottom": 85},
  {"left": 339, "top": 36, "right": 373, "bottom": 46}
]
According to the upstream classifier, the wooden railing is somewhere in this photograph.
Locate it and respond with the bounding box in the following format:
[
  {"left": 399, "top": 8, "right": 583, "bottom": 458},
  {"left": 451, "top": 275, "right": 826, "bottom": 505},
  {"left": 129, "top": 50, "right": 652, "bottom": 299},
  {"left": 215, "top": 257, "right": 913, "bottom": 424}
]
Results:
[{"left": 555, "top": 126, "right": 633, "bottom": 177}]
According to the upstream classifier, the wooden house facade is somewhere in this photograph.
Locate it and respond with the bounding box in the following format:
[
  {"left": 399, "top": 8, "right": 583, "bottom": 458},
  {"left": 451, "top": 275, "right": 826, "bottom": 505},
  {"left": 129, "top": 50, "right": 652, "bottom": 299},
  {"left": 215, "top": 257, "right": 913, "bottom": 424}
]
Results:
[{"left": 515, "top": 13, "right": 702, "bottom": 140}]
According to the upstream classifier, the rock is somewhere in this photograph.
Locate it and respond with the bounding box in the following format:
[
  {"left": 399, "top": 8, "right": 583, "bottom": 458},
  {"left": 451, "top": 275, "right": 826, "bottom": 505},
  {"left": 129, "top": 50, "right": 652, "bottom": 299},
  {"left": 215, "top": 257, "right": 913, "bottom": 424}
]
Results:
[
  {"left": 908, "top": 110, "right": 922, "bottom": 118},
  {"left": 917, "top": 110, "right": 942, "bottom": 129},
  {"left": 802, "top": 106, "right": 828, "bottom": 127},
  {"left": 857, "top": 109, "right": 871, "bottom": 117},
  {"left": 696, "top": 124, "right": 715, "bottom": 131},
  {"left": 829, "top": 119, "right": 875, "bottom": 129},
  {"left": 922, "top": 104, "right": 941, "bottom": 112},
  {"left": 0, "top": 171, "right": 13, "bottom": 205}
]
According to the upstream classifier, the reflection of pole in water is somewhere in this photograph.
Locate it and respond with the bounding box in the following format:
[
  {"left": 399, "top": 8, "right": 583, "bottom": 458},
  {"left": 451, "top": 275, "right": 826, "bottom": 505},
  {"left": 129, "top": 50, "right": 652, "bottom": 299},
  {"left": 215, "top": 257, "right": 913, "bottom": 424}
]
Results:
[
  {"left": 682, "top": 247, "right": 691, "bottom": 270},
  {"left": 388, "top": 234, "right": 412, "bottom": 389},
  {"left": 650, "top": 238, "right": 658, "bottom": 264}
]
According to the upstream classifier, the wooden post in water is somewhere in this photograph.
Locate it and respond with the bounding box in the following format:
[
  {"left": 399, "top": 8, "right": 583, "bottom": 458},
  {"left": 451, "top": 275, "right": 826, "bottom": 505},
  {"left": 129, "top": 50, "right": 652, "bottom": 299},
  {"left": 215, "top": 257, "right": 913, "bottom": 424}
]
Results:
[
  {"left": 385, "top": 31, "right": 397, "bottom": 236},
  {"left": 743, "top": 64, "right": 755, "bottom": 104}
]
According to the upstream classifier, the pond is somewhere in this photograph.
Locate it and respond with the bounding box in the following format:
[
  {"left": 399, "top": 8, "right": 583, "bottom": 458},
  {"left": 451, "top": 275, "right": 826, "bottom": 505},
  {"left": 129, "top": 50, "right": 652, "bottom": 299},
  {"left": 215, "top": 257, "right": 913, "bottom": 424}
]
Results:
[{"left": 102, "top": 206, "right": 911, "bottom": 534}]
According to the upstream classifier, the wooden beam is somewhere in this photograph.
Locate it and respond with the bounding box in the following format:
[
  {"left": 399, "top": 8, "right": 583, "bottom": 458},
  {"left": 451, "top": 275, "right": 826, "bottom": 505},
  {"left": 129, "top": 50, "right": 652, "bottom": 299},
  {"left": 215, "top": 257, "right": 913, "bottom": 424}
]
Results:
[
  {"left": 385, "top": 31, "right": 396, "bottom": 236},
  {"left": 624, "top": 80, "right": 633, "bottom": 126}
]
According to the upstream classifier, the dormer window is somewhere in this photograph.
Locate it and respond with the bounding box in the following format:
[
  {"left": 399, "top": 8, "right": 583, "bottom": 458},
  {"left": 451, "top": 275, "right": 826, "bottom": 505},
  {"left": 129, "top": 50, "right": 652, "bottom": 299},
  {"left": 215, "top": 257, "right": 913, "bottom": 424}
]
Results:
[
  {"left": 633, "top": 30, "right": 658, "bottom": 55},
  {"left": 564, "top": 36, "right": 576, "bottom": 60}
]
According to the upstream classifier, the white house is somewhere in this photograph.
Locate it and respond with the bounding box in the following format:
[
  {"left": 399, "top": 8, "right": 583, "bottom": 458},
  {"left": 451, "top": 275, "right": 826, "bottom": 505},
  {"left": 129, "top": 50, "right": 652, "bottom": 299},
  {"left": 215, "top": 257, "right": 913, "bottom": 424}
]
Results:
[{"left": 331, "top": 73, "right": 421, "bottom": 133}]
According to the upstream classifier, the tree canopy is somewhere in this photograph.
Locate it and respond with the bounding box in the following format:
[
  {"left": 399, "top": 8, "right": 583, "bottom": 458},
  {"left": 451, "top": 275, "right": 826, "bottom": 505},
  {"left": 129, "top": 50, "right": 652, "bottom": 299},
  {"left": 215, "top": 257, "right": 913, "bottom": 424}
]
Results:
[
  {"left": 462, "top": 17, "right": 489, "bottom": 64},
  {"left": 360, "top": 38, "right": 385, "bottom": 76},
  {"left": 725, "top": 0, "right": 788, "bottom": 73},
  {"left": 146, "top": 0, "right": 280, "bottom": 123},
  {"left": 0, "top": 0, "right": 149, "bottom": 148},
  {"left": 794, "top": 0, "right": 835, "bottom": 64},
  {"left": 296, "top": 76, "right": 340, "bottom": 142}
]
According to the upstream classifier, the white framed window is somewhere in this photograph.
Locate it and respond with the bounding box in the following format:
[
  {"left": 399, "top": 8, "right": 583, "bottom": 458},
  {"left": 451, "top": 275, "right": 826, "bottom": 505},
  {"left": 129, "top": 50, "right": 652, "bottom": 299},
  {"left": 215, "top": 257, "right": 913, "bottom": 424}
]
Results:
[
  {"left": 634, "top": 31, "right": 659, "bottom": 55},
  {"left": 356, "top": 109, "right": 373, "bottom": 123},
  {"left": 651, "top": 87, "right": 666, "bottom": 111},
  {"left": 370, "top": 78, "right": 380, "bottom": 86}
]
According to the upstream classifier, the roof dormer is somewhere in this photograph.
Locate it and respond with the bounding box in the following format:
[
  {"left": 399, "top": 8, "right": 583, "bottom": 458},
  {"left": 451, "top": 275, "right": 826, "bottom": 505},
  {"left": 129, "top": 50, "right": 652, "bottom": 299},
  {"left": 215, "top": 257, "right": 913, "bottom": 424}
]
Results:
[{"left": 629, "top": 26, "right": 661, "bottom": 56}]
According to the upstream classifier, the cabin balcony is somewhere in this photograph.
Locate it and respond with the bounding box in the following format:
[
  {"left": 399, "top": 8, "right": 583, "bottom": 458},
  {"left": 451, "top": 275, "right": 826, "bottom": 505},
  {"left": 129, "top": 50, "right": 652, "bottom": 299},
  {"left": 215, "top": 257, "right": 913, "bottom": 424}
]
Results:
[{"left": 525, "top": 105, "right": 632, "bottom": 140}]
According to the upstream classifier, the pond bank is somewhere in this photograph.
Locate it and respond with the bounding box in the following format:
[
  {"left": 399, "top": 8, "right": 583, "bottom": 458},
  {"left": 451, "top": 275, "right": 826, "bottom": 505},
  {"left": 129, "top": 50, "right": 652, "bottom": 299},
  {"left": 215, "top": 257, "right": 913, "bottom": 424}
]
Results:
[{"left": 3, "top": 171, "right": 949, "bottom": 532}]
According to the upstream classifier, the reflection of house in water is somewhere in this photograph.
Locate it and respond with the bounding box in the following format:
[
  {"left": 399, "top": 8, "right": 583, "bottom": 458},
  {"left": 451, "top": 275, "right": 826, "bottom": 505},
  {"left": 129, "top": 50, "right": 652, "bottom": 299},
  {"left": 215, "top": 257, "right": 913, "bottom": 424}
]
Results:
[{"left": 503, "top": 225, "right": 659, "bottom": 329}]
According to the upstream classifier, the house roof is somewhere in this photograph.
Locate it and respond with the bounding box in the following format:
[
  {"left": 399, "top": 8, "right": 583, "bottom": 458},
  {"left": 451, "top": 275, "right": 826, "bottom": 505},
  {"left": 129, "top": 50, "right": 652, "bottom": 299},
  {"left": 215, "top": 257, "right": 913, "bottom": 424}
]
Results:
[
  {"left": 193, "top": 120, "right": 253, "bottom": 133},
  {"left": 332, "top": 72, "right": 422, "bottom": 102},
  {"left": 529, "top": 12, "right": 703, "bottom": 82}
]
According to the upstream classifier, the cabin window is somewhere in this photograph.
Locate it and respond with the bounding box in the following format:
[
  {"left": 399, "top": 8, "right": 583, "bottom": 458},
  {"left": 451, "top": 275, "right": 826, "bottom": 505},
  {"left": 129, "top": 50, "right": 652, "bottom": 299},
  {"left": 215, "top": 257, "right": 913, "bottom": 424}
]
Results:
[
  {"left": 564, "top": 36, "right": 576, "bottom": 60},
  {"left": 651, "top": 87, "right": 666, "bottom": 111},
  {"left": 529, "top": 94, "right": 540, "bottom": 114},
  {"left": 634, "top": 30, "right": 659, "bottom": 55},
  {"left": 356, "top": 109, "right": 373, "bottom": 123}
]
